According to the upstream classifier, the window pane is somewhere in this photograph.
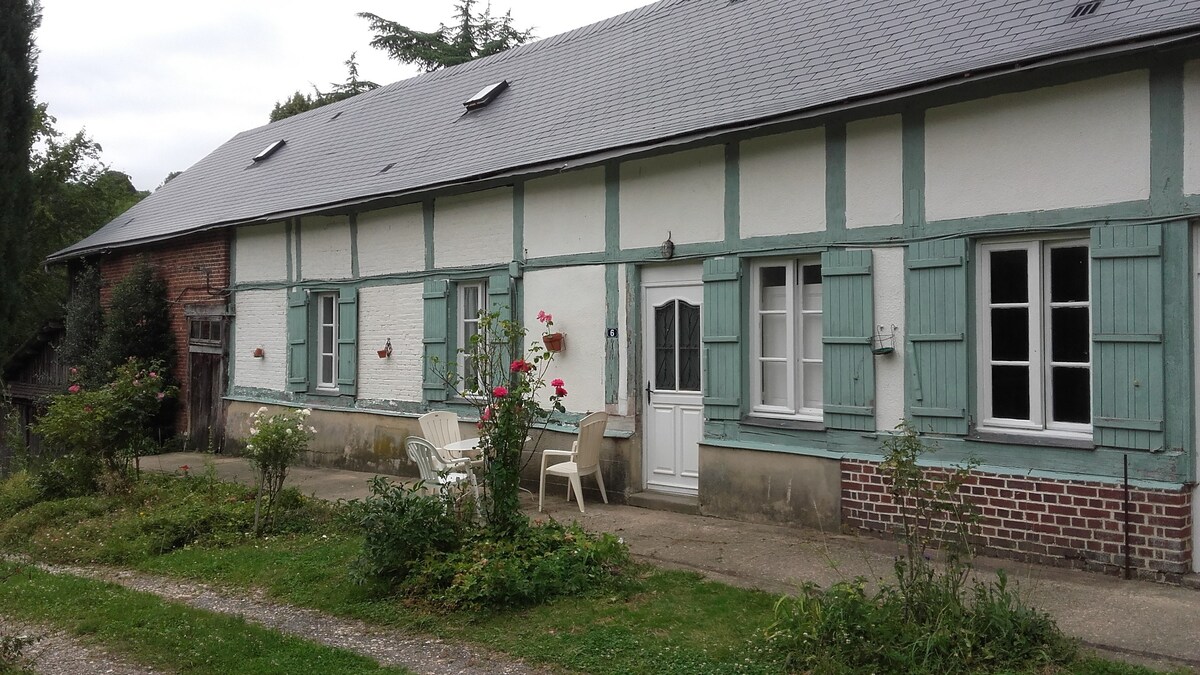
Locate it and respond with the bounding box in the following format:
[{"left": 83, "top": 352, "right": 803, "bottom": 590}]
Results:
[
  {"left": 761, "top": 314, "right": 787, "bottom": 358},
  {"left": 990, "top": 308, "right": 1029, "bottom": 361},
  {"left": 802, "top": 314, "right": 822, "bottom": 360},
  {"left": 801, "top": 279, "right": 822, "bottom": 311},
  {"left": 761, "top": 362, "right": 788, "bottom": 407},
  {"left": 803, "top": 362, "right": 822, "bottom": 408},
  {"left": 989, "top": 250, "right": 1028, "bottom": 303},
  {"left": 801, "top": 264, "right": 822, "bottom": 286},
  {"left": 992, "top": 365, "right": 1030, "bottom": 419},
  {"left": 760, "top": 267, "right": 786, "bottom": 310},
  {"left": 655, "top": 303, "right": 676, "bottom": 391},
  {"left": 462, "top": 287, "right": 480, "bottom": 317},
  {"left": 321, "top": 325, "right": 334, "bottom": 351},
  {"left": 1050, "top": 246, "right": 1089, "bottom": 303},
  {"left": 321, "top": 355, "right": 335, "bottom": 383},
  {"left": 321, "top": 294, "right": 335, "bottom": 320},
  {"left": 678, "top": 302, "right": 701, "bottom": 391},
  {"left": 1051, "top": 366, "right": 1090, "bottom": 424},
  {"left": 1051, "top": 307, "right": 1089, "bottom": 363}
]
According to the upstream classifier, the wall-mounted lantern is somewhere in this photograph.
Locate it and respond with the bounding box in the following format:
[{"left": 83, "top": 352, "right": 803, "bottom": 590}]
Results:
[{"left": 661, "top": 231, "right": 675, "bottom": 259}]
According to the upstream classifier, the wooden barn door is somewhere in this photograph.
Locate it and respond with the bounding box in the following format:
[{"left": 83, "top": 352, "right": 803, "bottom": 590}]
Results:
[{"left": 187, "top": 311, "right": 228, "bottom": 451}]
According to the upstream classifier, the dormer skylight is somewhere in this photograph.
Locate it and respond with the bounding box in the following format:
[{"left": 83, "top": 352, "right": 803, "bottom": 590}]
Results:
[
  {"left": 252, "top": 140, "right": 286, "bottom": 162},
  {"left": 463, "top": 80, "right": 509, "bottom": 111}
]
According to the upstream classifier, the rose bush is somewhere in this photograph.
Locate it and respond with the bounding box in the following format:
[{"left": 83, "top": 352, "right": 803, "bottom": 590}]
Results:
[{"left": 244, "top": 406, "right": 316, "bottom": 535}]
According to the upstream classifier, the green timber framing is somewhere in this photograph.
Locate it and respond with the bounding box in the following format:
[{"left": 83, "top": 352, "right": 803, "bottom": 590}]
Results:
[{"left": 223, "top": 48, "right": 1199, "bottom": 503}]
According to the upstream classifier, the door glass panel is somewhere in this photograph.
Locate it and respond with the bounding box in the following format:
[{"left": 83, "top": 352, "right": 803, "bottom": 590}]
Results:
[
  {"left": 1050, "top": 246, "right": 1088, "bottom": 303},
  {"left": 761, "top": 314, "right": 787, "bottom": 358},
  {"left": 990, "top": 250, "right": 1028, "bottom": 303},
  {"left": 992, "top": 365, "right": 1030, "bottom": 419},
  {"left": 1051, "top": 307, "right": 1089, "bottom": 363},
  {"left": 678, "top": 301, "right": 701, "bottom": 391},
  {"left": 991, "top": 308, "right": 1029, "bottom": 361},
  {"left": 654, "top": 302, "right": 676, "bottom": 391},
  {"left": 760, "top": 267, "right": 786, "bottom": 310},
  {"left": 1051, "top": 366, "right": 1090, "bottom": 424}
]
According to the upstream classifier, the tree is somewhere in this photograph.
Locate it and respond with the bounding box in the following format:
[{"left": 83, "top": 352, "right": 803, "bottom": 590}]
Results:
[
  {"left": 359, "top": 0, "right": 533, "bottom": 73},
  {"left": 269, "top": 53, "right": 380, "bottom": 123},
  {"left": 0, "top": 0, "right": 40, "bottom": 360}
]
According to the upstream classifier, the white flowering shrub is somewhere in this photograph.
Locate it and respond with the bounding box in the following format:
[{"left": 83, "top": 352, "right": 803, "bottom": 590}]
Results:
[{"left": 245, "top": 406, "right": 316, "bottom": 535}]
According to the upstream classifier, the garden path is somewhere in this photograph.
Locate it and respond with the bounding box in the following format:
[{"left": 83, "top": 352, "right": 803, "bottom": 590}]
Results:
[{"left": 0, "top": 614, "right": 164, "bottom": 674}]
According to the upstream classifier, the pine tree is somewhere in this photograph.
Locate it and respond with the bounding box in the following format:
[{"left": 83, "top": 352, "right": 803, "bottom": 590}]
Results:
[
  {"left": 359, "top": 0, "right": 533, "bottom": 73},
  {"left": 0, "top": 0, "right": 40, "bottom": 360}
]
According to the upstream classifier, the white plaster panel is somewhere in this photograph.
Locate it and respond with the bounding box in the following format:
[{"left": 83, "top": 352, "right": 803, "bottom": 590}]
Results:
[
  {"left": 234, "top": 222, "right": 288, "bottom": 283},
  {"left": 740, "top": 129, "right": 826, "bottom": 237},
  {"left": 357, "top": 284, "right": 424, "bottom": 402},
  {"left": 1184, "top": 60, "right": 1200, "bottom": 196},
  {"left": 299, "top": 215, "right": 352, "bottom": 280},
  {"left": 926, "top": 71, "right": 1151, "bottom": 221},
  {"left": 522, "top": 266, "right": 607, "bottom": 413},
  {"left": 619, "top": 146, "right": 724, "bottom": 248},
  {"left": 846, "top": 116, "right": 904, "bottom": 228},
  {"left": 872, "top": 247, "right": 906, "bottom": 431},
  {"left": 233, "top": 289, "right": 287, "bottom": 391},
  {"left": 433, "top": 188, "right": 514, "bottom": 267},
  {"left": 357, "top": 205, "right": 425, "bottom": 277},
  {"left": 524, "top": 168, "right": 606, "bottom": 258}
]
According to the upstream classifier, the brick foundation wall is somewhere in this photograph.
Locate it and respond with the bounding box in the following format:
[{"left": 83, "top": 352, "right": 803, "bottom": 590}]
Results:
[
  {"left": 97, "top": 231, "right": 231, "bottom": 432},
  {"left": 842, "top": 460, "right": 1194, "bottom": 581}
]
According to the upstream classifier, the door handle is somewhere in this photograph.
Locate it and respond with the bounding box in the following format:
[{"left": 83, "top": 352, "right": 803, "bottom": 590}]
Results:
[{"left": 646, "top": 380, "right": 651, "bottom": 400}]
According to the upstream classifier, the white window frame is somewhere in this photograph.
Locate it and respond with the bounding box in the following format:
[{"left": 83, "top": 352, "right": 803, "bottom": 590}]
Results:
[
  {"left": 976, "top": 237, "right": 1092, "bottom": 439},
  {"left": 457, "top": 280, "right": 487, "bottom": 394},
  {"left": 748, "top": 257, "right": 823, "bottom": 421},
  {"left": 315, "top": 291, "right": 338, "bottom": 391}
]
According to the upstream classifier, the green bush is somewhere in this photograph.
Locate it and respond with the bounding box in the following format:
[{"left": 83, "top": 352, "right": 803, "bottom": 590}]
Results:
[
  {"left": 92, "top": 257, "right": 174, "bottom": 382},
  {"left": 245, "top": 406, "right": 316, "bottom": 535},
  {"left": 346, "top": 476, "right": 630, "bottom": 609},
  {"left": 31, "top": 453, "right": 100, "bottom": 500},
  {"left": 0, "top": 472, "right": 38, "bottom": 519}
]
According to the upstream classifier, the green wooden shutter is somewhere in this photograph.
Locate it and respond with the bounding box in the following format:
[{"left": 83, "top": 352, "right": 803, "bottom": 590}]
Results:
[
  {"left": 422, "top": 279, "right": 450, "bottom": 402},
  {"left": 336, "top": 286, "right": 358, "bottom": 396},
  {"left": 1091, "top": 223, "right": 1164, "bottom": 450},
  {"left": 702, "top": 256, "right": 741, "bottom": 420},
  {"left": 487, "top": 270, "right": 513, "bottom": 324},
  {"left": 822, "top": 249, "right": 875, "bottom": 431},
  {"left": 906, "top": 239, "right": 969, "bottom": 434},
  {"left": 286, "top": 289, "right": 309, "bottom": 393}
]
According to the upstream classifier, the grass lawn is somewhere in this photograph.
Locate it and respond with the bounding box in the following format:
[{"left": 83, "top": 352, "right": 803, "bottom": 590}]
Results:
[{"left": 0, "top": 470, "right": 1179, "bottom": 674}]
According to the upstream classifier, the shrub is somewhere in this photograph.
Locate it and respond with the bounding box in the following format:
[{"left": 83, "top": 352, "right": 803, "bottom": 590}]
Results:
[
  {"left": 0, "top": 471, "right": 38, "bottom": 519},
  {"left": 92, "top": 257, "right": 174, "bottom": 382},
  {"left": 244, "top": 406, "right": 315, "bottom": 535},
  {"left": 59, "top": 264, "right": 103, "bottom": 386},
  {"left": 31, "top": 453, "right": 100, "bottom": 500},
  {"left": 764, "top": 422, "right": 1076, "bottom": 674},
  {"left": 33, "top": 359, "right": 176, "bottom": 479},
  {"left": 346, "top": 476, "right": 465, "bottom": 586}
]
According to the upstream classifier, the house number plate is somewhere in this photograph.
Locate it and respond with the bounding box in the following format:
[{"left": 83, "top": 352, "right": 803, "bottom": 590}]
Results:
[{"left": 606, "top": 328, "right": 618, "bottom": 338}]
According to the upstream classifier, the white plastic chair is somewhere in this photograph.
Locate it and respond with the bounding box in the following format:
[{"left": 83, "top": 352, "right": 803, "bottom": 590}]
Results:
[
  {"left": 405, "top": 436, "right": 479, "bottom": 507},
  {"left": 538, "top": 411, "right": 609, "bottom": 513},
  {"left": 419, "top": 410, "right": 484, "bottom": 469}
]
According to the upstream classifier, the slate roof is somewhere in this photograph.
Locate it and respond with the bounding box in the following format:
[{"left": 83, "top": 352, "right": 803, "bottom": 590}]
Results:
[{"left": 50, "top": 0, "right": 1200, "bottom": 262}]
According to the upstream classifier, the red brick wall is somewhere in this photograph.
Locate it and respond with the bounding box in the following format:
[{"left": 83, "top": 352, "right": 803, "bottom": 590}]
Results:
[
  {"left": 97, "top": 231, "right": 231, "bottom": 432},
  {"left": 842, "top": 460, "right": 1193, "bottom": 581}
]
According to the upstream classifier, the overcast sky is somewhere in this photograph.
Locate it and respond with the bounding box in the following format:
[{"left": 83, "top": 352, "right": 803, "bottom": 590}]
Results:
[{"left": 35, "top": 1, "right": 651, "bottom": 191}]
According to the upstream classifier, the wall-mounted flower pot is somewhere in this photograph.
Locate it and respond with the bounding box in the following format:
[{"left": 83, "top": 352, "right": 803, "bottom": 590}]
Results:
[
  {"left": 377, "top": 349, "right": 390, "bottom": 358},
  {"left": 252, "top": 347, "right": 265, "bottom": 358},
  {"left": 542, "top": 332, "right": 565, "bottom": 352}
]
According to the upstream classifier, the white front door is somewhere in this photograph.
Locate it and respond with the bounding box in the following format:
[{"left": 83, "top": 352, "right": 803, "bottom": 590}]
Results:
[{"left": 643, "top": 276, "right": 703, "bottom": 494}]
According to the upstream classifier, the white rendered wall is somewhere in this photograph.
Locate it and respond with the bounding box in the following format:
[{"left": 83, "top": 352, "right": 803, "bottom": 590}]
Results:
[
  {"left": 433, "top": 188, "right": 513, "bottom": 267},
  {"left": 1184, "top": 60, "right": 1200, "bottom": 197},
  {"left": 524, "top": 168, "right": 606, "bottom": 259},
  {"left": 522, "top": 265, "right": 608, "bottom": 413},
  {"left": 740, "top": 128, "right": 826, "bottom": 237},
  {"left": 299, "top": 215, "right": 352, "bottom": 280},
  {"left": 846, "top": 116, "right": 904, "bottom": 228},
  {"left": 357, "top": 204, "right": 425, "bottom": 277},
  {"left": 926, "top": 71, "right": 1151, "bottom": 221},
  {"left": 357, "top": 283, "right": 424, "bottom": 402},
  {"left": 871, "top": 247, "right": 906, "bottom": 431},
  {"left": 233, "top": 289, "right": 287, "bottom": 390},
  {"left": 235, "top": 222, "right": 288, "bottom": 283},
  {"left": 620, "top": 146, "right": 724, "bottom": 248}
]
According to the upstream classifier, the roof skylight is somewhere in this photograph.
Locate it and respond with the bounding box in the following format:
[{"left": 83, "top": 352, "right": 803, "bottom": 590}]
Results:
[
  {"left": 463, "top": 80, "right": 509, "bottom": 111},
  {"left": 1069, "top": 1, "right": 1102, "bottom": 19},
  {"left": 252, "top": 140, "right": 286, "bottom": 162}
]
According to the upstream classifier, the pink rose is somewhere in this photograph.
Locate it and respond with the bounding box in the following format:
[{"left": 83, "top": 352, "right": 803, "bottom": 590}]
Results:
[
  {"left": 149, "top": 371, "right": 158, "bottom": 379},
  {"left": 555, "top": 386, "right": 568, "bottom": 397},
  {"left": 481, "top": 406, "right": 493, "bottom": 421},
  {"left": 69, "top": 367, "right": 78, "bottom": 375},
  {"left": 510, "top": 359, "right": 532, "bottom": 373},
  {"left": 537, "top": 310, "right": 553, "bottom": 324},
  {"left": 156, "top": 392, "right": 166, "bottom": 401},
  {"left": 68, "top": 384, "right": 81, "bottom": 393},
  {"left": 492, "top": 386, "right": 508, "bottom": 398},
  {"left": 550, "top": 378, "right": 564, "bottom": 387}
]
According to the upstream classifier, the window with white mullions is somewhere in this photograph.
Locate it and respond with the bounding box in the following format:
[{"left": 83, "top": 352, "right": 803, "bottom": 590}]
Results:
[
  {"left": 316, "top": 292, "right": 338, "bottom": 390},
  {"left": 749, "top": 258, "right": 823, "bottom": 420},
  {"left": 458, "top": 281, "right": 487, "bottom": 393},
  {"left": 978, "top": 239, "right": 1090, "bottom": 436}
]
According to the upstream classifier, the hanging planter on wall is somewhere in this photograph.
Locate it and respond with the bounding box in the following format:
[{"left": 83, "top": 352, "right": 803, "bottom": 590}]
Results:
[
  {"left": 377, "top": 338, "right": 393, "bottom": 359},
  {"left": 542, "top": 332, "right": 565, "bottom": 352}
]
